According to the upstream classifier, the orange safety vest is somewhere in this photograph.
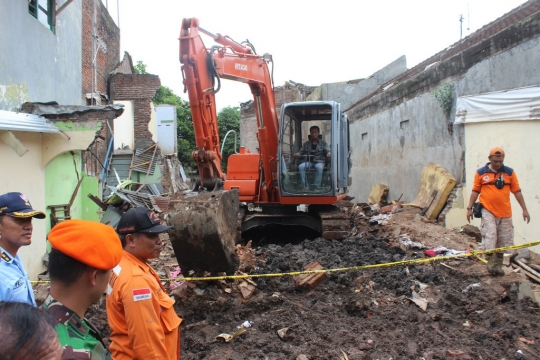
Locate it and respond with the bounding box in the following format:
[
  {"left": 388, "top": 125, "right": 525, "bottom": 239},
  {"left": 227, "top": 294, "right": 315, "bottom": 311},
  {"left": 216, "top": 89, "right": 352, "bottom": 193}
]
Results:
[{"left": 472, "top": 163, "right": 521, "bottom": 218}]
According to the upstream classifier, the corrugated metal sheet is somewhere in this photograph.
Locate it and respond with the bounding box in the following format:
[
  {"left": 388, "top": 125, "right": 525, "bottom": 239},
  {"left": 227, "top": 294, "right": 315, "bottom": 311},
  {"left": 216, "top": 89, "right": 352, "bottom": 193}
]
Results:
[
  {"left": 106, "top": 187, "right": 166, "bottom": 213},
  {"left": 455, "top": 86, "right": 540, "bottom": 124},
  {"left": 0, "top": 110, "right": 61, "bottom": 133},
  {"left": 137, "top": 183, "right": 164, "bottom": 196},
  {"left": 100, "top": 206, "right": 122, "bottom": 229},
  {"left": 132, "top": 145, "right": 159, "bottom": 175},
  {"left": 103, "top": 152, "right": 133, "bottom": 199}
]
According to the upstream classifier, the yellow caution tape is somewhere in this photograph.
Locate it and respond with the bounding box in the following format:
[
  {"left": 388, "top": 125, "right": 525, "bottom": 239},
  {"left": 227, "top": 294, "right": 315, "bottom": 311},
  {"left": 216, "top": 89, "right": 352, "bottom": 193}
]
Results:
[{"left": 30, "top": 239, "right": 540, "bottom": 285}]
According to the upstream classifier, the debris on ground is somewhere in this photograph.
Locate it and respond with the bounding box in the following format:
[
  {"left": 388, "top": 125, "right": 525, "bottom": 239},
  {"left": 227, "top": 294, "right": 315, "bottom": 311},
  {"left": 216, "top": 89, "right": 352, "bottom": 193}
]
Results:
[{"left": 74, "top": 206, "right": 540, "bottom": 359}]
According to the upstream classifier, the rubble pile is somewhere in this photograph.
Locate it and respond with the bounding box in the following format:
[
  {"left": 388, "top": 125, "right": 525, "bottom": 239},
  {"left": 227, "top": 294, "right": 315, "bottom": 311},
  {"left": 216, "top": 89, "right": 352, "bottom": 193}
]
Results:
[{"left": 81, "top": 205, "right": 540, "bottom": 359}]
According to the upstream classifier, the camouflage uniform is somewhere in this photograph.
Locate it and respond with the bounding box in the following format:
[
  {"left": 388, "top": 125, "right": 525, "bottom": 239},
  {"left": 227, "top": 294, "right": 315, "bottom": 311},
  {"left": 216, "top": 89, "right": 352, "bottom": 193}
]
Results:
[
  {"left": 481, "top": 207, "right": 514, "bottom": 254},
  {"left": 42, "top": 295, "right": 111, "bottom": 360}
]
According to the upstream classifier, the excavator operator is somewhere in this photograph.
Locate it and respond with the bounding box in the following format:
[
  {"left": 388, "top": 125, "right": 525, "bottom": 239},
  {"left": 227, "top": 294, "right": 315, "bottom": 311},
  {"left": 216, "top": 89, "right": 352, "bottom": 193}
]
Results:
[{"left": 294, "top": 126, "right": 331, "bottom": 188}]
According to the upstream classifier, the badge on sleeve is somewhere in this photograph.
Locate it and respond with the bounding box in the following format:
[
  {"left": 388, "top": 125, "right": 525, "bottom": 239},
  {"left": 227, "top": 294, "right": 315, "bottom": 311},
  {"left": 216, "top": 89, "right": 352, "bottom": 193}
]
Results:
[{"left": 132, "top": 288, "right": 152, "bottom": 301}]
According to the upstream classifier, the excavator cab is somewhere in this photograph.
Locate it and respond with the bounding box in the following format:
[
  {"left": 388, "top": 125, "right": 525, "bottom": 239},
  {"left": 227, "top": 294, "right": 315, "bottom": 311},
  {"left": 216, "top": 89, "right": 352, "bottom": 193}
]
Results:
[{"left": 279, "top": 101, "right": 351, "bottom": 198}]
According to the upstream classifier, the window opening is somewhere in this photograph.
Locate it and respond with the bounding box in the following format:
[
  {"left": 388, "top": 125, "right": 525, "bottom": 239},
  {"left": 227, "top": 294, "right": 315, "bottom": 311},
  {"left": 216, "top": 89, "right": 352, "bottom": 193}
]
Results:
[
  {"left": 29, "top": 0, "right": 55, "bottom": 32},
  {"left": 280, "top": 105, "right": 333, "bottom": 195}
]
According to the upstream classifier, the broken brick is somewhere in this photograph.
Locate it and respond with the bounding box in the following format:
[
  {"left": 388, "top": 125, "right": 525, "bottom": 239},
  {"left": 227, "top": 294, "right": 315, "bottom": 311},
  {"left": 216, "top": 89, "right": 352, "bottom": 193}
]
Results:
[
  {"left": 446, "top": 349, "right": 466, "bottom": 357},
  {"left": 294, "top": 262, "right": 328, "bottom": 290},
  {"left": 239, "top": 284, "right": 256, "bottom": 300},
  {"left": 381, "top": 202, "right": 403, "bottom": 214}
]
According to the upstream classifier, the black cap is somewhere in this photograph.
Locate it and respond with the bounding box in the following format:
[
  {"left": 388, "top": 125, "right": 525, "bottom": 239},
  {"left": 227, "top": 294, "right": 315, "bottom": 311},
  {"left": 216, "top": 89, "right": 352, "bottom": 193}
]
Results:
[
  {"left": 0, "top": 192, "right": 46, "bottom": 219},
  {"left": 116, "top": 207, "right": 172, "bottom": 234}
]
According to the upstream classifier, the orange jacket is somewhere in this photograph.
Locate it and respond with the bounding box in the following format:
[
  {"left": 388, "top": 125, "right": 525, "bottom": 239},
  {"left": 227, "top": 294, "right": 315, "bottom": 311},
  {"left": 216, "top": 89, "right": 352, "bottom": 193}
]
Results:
[
  {"left": 106, "top": 251, "right": 182, "bottom": 360},
  {"left": 472, "top": 163, "right": 521, "bottom": 218}
]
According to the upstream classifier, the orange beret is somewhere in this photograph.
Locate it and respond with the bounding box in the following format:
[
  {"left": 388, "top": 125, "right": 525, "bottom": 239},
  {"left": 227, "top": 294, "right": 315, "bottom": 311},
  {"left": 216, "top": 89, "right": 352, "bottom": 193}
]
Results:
[{"left": 48, "top": 219, "right": 123, "bottom": 270}]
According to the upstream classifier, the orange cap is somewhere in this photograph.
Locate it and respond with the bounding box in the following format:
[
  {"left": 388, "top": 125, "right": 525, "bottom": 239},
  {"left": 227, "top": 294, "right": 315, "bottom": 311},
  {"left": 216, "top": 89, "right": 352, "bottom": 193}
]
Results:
[
  {"left": 48, "top": 219, "right": 123, "bottom": 270},
  {"left": 489, "top": 147, "right": 505, "bottom": 157}
]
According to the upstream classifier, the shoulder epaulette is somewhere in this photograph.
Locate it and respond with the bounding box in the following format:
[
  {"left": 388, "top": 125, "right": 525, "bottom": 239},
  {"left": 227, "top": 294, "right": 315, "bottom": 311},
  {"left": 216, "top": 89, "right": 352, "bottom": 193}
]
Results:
[{"left": 1, "top": 251, "right": 11, "bottom": 262}]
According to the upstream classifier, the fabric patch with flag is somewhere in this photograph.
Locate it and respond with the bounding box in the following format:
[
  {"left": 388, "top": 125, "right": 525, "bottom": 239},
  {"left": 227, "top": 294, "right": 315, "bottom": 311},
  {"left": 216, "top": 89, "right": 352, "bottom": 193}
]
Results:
[{"left": 132, "top": 288, "right": 152, "bottom": 302}]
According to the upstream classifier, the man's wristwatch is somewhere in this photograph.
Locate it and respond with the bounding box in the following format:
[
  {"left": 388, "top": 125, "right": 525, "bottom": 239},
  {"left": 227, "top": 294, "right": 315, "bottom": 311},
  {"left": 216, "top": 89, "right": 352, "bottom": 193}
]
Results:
[{"left": 467, "top": 207, "right": 473, "bottom": 210}]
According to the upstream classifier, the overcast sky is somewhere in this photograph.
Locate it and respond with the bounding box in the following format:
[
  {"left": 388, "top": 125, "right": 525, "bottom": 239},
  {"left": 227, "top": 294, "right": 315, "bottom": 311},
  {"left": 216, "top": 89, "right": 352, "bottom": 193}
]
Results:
[{"left": 103, "top": 0, "right": 528, "bottom": 110}]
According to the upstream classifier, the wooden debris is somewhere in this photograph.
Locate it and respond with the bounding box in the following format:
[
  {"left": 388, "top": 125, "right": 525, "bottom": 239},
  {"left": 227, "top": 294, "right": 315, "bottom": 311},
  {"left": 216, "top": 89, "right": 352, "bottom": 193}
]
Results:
[
  {"left": 186, "top": 320, "right": 209, "bottom": 330},
  {"left": 519, "top": 337, "right": 535, "bottom": 345},
  {"left": 441, "top": 263, "right": 459, "bottom": 271},
  {"left": 515, "top": 259, "right": 540, "bottom": 280}
]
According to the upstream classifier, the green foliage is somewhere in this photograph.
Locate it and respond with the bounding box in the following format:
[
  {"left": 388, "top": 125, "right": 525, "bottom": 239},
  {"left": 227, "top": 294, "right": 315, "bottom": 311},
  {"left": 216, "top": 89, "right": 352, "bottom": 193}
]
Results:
[
  {"left": 217, "top": 106, "right": 241, "bottom": 171},
  {"left": 432, "top": 83, "right": 455, "bottom": 117},
  {"left": 133, "top": 60, "right": 148, "bottom": 74}
]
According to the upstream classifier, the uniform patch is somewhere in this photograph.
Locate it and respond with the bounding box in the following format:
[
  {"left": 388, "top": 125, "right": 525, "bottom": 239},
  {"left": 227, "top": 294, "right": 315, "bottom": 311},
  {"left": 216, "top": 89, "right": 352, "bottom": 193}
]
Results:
[
  {"left": 132, "top": 288, "right": 152, "bottom": 301},
  {"left": 483, "top": 176, "right": 490, "bottom": 182},
  {"left": 113, "top": 265, "right": 122, "bottom": 275}
]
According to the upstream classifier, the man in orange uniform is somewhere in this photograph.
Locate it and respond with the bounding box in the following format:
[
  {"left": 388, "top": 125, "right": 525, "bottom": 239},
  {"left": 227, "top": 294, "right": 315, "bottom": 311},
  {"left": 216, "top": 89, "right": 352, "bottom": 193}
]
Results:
[
  {"left": 106, "top": 207, "right": 182, "bottom": 359},
  {"left": 466, "top": 147, "right": 530, "bottom": 276}
]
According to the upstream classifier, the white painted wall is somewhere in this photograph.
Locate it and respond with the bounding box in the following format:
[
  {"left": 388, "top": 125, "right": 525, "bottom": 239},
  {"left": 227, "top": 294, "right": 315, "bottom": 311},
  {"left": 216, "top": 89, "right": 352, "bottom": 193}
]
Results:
[
  {"left": 150, "top": 102, "right": 157, "bottom": 142},
  {"left": 113, "top": 100, "right": 134, "bottom": 150},
  {"left": 0, "top": 131, "right": 47, "bottom": 278},
  {"left": 446, "top": 120, "right": 540, "bottom": 252}
]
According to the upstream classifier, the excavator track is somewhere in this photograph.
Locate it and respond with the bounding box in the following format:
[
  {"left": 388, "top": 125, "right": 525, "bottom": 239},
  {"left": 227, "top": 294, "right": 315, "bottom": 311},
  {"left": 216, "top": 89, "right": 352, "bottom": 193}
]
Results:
[{"left": 317, "top": 206, "right": 352, "bottom": 240}]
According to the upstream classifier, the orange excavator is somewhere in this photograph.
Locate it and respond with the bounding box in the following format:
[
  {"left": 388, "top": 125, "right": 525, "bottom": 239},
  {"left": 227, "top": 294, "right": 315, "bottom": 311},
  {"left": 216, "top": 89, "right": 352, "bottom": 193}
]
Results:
[{"left": 168, "top": 18, "right": 352, "bottom": 274}]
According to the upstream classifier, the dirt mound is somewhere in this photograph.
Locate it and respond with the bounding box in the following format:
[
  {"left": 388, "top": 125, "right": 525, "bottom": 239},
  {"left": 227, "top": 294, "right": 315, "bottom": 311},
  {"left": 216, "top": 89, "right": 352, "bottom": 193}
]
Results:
[{"left": 84, "top": 207, "right": 540, "bottom": 359}]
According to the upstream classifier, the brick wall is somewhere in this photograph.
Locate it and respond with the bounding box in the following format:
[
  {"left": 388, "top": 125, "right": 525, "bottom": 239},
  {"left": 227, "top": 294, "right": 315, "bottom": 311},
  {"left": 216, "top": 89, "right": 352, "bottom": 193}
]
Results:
[
  {"left": 109, "top": 74, "right": 161, "bottom": 140},
  {"left": 82, "top": 0, "right": 120, "bottom": 103}
]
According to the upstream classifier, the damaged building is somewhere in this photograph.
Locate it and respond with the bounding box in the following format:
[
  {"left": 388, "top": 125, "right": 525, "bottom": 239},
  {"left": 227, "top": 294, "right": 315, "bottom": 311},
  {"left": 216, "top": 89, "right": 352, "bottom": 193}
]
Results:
[{"left": 0, "top": 1, "right": 183, "bottom": 278}]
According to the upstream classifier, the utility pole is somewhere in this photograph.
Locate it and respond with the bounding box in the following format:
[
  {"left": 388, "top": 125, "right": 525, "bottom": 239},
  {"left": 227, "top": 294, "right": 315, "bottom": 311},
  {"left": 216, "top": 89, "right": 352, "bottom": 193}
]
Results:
[{"left": 459, "top": 14, "right": 464, "bottom": 40}]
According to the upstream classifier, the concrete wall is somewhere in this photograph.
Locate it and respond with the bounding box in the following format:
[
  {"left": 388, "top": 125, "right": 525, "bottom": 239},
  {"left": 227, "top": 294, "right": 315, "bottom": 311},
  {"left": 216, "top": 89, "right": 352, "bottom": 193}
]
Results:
[
  {"left": 346, "top": 12, "right": 540, "bottom": 208},
  {"left": 457, "top": 36, "right": 540, "bottom": 97},
  {"left": 1, "top": 121, "right": 99, "bottom": 278},
  {"left": 313, "top": 56, "right": 407, "bottom": 110},
  {"left": 0, "top": 132, "right": 47, "bottom": 279},
  {"left": 0, "top": 0, "right": 83, "bottom": 110},
  {"left": 349, "top": 92, "right": 464, "bottom": 204},
  {"left": 44, "top": 152, "right": 101, "bottom": 232},
  {"left": 114, "top": 101, "right": 134, "bottom": 150}
]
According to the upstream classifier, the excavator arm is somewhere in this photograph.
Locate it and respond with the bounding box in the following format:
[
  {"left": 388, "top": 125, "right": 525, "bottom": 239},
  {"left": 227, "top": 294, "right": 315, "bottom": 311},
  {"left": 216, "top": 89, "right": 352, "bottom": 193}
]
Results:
[{"left": 179, "top": 18, "right": 279, "bottom": 200}]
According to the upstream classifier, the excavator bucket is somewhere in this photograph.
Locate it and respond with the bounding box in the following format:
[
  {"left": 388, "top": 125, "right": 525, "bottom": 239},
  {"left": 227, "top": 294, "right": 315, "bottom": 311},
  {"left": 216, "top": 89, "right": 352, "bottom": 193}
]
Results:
[{"left": 167, "top": 189, "right": 240, "bottom": 275}]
